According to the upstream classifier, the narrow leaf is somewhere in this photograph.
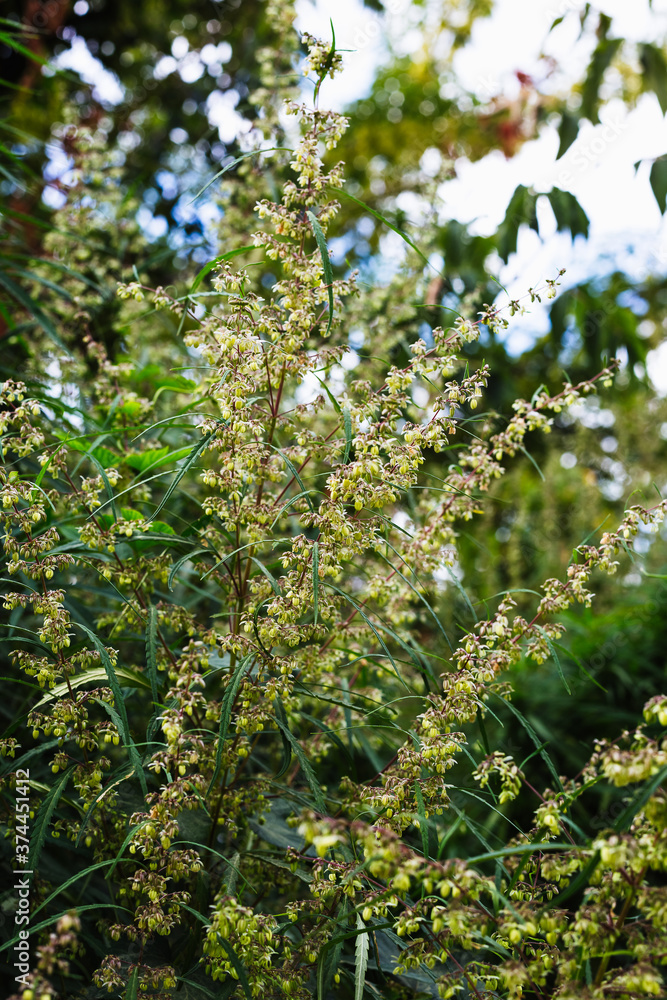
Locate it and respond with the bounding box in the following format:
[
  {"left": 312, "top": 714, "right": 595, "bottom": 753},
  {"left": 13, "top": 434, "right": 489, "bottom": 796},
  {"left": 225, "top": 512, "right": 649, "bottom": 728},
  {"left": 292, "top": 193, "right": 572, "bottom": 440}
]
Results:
[
  {"left": 312, "top": 541, "right": 319, "bottom": 625},
  {"left": 0, "top": 270, "right": 72, "bottom": 355},
  {"left": 342, "top": 407, "right": 352, "bottom": 465},
  {"left": 76, "top": 623, "right": 147, "bottom": 796},
  {"left": 189, "top": 245, "right": 256, "bottom": 293},
  {"left": 273, "top": 714, "right": 326, "bottom": 812},
  {"left": 501, "top": 697, "right": 564, "bottom": 793},
  {"left": 151, "top": 427, "right": 217, "bottom": 520},
  {"left": 145, "top": 603, "right": 159, "bottom": 709},
  {"left": 29, "top": 769, "right": 71, "bottom": 873},
  {"left": 207, "top": 654, "right": 254, "bottom": 794},
  {"left": 354, "top": 914, "right": 370, "bottom": 1000},
  {"left": 307, "top": 209, "right": 335, "bottom": 336}
]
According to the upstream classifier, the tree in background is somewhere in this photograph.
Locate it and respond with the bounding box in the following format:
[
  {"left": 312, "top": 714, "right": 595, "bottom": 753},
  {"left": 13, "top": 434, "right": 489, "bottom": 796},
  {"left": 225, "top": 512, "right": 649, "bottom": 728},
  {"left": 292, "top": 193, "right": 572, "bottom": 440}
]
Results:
[{"left": 1, "top": 3, "right": 667, "bottom": 998}]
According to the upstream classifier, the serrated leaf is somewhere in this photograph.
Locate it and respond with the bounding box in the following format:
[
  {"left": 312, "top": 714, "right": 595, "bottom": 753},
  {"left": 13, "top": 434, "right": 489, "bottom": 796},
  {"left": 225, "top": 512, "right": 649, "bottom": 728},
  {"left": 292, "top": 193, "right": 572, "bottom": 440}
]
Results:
[
  {"left": 354, "top": 914, "right": 370, "bottom": 1000},
  {"left": 273, "top": 714, "right": 326, "bottom": 812},
  {"left": 33, "top": 665, "right": 150, "bottom": 709},
  {"left": 124, "top": 446, "right": 171, "bottom": 471},
  {"left": 76, "top": 623, "right": 147, "bottom": 797},
  {"left": 312, "top": 541, "right": 319, "bottom": 625},
  {"left": 29, "top": 768, "right": 72, "bottom": 873},
  {"left": 151, "top": 427, "right": 217, "bottom": 520},
  {"left": 207, "top": 654, "right": 254, "bottom": 794},
  {"left": 145, "top": 603, "right": 159, "bottom": 710}
]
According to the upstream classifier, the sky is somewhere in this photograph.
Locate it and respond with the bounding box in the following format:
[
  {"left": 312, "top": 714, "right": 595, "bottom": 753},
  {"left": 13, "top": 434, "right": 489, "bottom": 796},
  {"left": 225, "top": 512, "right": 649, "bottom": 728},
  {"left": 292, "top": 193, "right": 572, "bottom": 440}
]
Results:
[
  {"left": 295, "top": 0, "right": 667, "bottom": 384},
  {"left": 52, "top": 0, "right": 667, "bottom": 386}
]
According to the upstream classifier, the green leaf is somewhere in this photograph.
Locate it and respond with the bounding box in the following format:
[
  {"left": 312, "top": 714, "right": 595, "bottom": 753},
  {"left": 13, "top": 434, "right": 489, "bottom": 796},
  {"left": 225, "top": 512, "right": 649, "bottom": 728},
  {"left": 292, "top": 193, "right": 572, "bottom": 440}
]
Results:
[
  {"left": 307, "top": 209, "right": 335, "bottom": 336},
  {"left": 496, "top": 185, "right": 539, "bottom": 262},
  {"left": 33, "top": 665, "right": 150, "bottom": 709},
  {"left": 546, "top": 188, "right": 590, "bottom": 240},
  {"left": 151, "top": 426, "right": 217, "bottom": 520},
  {"left": 29, "top": 768, "right": 72, "bottom": 873},
  {"left": 342, "top": 407, "right": 353, "bottom": 465},
  {"left": 76, "top": 623, "right": 147, "bottom": 797},
  {"left": 376, "top": 545, "right": 453, "bottom": 652},
  {"left": 650, "top": 157, "right": 667, "bottom": 214},
  {"left": 500, "top": 697, "right": 564, "bottom": 793},
  {"left": 0, "top": 901, "right": 128, "bottom": 956},
  {"left": 189, "top": 245, "right": 256, "bottom": 293},
  {"left": 124, "top": 446, "right": 171, "bottom": 471},
  {"left": 317, "top": 903, "right": 345, "bottom": 999},
  {"left": 336, "top": 186, "right": 434, "bottom": 271},
  {"left": 124, "top": 967, "right": 139, "bottom": 1000},
  {"left": 413, "top": 781, "right": 430, "bottom": 860},
  {"left": 0, "top": 270, "right": 72, "bottom": 355},
  {"left": 145, "top": 604, "right": 159, "bottom": 710},
  {"left": 270, "top": 445, "right": 316, "bottom": 511},
  {"left": 273, "top": 714, "right": 326, "bottom": 812},
  {"left": 532, "top": 623, "right": 571, "bottom": 694},
  {"left": 545, "top": 850, "right": 599, "bottom": 909},
  {"left": 207, "top": 654, "right": 254, "bottom": 794},
  {"left": 75, "top": 763, "right": 136, "bottom": 849},
  {"left": 299, "top": 710, "right": 355, "bottom": 773},
  {"left": 613, "top": 762, "right": 667, "bottom": 832},
  {"left": 0, "top": 29, "right": 54, "bottom": 67},
  {"left": 249, "top": 555, "right": 282, "bottom": 595},
  {"left": 273, "top": 697, "right": 293, "bottom": 779},
  {"left": 354, "top": 914, "right": 370, "bottom": 1000},
  {"left": 168, "top": 547, "right": 211, "bottom": 590},
  {"left": 188, "top": 146, "right": 290, "bottom": 204},
  {"left": 312, "top": 541, "right": 319, "bottom": 625},
  {"left": 640, "top": 43, "right": 667, "bottom": 114},
  {"left": 214, "top": 937, "right": 253, "bottom": 1000},
  {"left": 580, "top": 24, "right": 622, "bottom": 124}
]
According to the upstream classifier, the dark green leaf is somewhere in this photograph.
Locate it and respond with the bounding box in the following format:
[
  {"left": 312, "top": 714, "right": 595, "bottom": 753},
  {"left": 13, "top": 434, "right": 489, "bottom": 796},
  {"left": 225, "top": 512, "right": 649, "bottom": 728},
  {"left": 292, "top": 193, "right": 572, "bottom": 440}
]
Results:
[
  {"left": 273, "top": 714, "right": 326, "bottom": 812},
  {"left": 29, "top": 769, "right": 71, "bottom": 873},
  {"left": 76, "top": 623, "right": 147, "bottom": 797},
  {"left": 546, "top": 188, "right": 590, "bottom": 240},
  {"left": 207, "top": 654, "right": 254, "bottom": 794},
  {"left": 650, "top": 157, "right": 667, "bottom": 214},
  {"left": 556, "top": 111, "right": 580, "bottom": 159}
]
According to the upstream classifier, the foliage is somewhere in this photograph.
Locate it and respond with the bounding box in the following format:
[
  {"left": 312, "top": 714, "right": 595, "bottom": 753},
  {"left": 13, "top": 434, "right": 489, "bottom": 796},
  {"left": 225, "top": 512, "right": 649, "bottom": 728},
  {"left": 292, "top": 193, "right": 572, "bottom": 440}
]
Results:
[{"left": 1, "top": 9, "right": 667, "bottom": 1000}]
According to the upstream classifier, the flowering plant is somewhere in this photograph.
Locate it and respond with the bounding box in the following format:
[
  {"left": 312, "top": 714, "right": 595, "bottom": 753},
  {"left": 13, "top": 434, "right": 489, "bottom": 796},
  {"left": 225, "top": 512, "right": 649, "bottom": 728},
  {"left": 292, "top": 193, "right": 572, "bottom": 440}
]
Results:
[{"left": 1, "top": 16, "right": 666, "bottom": 1000}]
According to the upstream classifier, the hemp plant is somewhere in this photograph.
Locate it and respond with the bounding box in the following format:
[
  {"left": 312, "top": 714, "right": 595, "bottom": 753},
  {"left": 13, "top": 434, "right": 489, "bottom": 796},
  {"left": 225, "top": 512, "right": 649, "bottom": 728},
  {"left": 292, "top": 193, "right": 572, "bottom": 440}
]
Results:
[{"left": 1, "top": 14, "right": 667, "bottom": 1000}]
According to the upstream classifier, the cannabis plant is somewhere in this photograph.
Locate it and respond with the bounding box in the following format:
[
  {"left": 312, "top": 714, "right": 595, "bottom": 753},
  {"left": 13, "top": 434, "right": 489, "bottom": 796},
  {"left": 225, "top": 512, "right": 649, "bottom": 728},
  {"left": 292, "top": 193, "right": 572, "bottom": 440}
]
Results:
[{"left": 1, "top": 17, "right": 667, "bottom": 1000}]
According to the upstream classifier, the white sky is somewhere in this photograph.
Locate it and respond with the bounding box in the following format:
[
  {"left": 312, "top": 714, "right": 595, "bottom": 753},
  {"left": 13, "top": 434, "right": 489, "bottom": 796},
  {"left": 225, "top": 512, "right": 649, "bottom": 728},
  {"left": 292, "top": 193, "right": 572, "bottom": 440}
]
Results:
[
  {"left": 51, "top": 0, "right": 667, "bottom": 387},
  {"left": 296, "top": 0, "right": 667, "bottom": 384}
]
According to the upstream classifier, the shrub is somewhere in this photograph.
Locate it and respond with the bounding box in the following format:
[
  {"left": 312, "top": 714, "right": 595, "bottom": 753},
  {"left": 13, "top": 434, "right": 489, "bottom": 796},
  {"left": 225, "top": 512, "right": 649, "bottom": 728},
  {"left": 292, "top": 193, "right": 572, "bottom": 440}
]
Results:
[{"left": 2, "top": 26, "right": 667, "bottom": 1000}]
